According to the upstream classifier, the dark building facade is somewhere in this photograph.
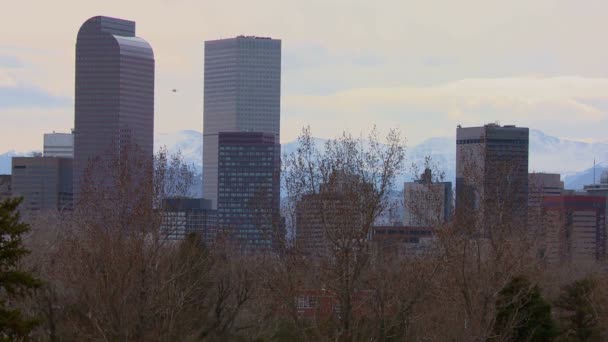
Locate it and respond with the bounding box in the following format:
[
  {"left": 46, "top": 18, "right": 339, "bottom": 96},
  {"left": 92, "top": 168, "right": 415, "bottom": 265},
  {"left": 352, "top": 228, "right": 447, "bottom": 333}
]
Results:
[
  {"left": 203, "top": 36, "right": 281, "bottom": 208},
  {"left": 455, "top": 124, "right": 529, "bottom": 233},
  {"left": 73, "top": 16, "right": 154, "bottom": 199},
  {"left": 0, "top": 175, "right": 11, "bottom": 202},
  {"left": 216, "top": 132, "right": 281, "bottom": 251},
  {"left": 11, "top": 157, "right": 73, "bottom": 212},
  {"left": 161, "top": 198, "right": 217, "bottom": 242}
]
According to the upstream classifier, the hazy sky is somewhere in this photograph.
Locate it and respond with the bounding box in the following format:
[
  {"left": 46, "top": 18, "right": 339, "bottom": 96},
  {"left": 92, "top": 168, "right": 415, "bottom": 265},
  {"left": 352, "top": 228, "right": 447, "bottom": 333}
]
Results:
[{"left": 2, "top": 0, "right": 608, "bottom": 152}]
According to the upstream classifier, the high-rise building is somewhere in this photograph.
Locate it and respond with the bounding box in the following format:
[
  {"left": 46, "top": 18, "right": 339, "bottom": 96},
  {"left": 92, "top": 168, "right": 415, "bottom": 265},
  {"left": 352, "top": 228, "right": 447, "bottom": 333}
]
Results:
[
  {"left": 543, "top": 195, "right": 606, "bottom": 264},
  {"left": 216, "top": 132, "right": 281, "bottom": 250},
  {"left": 11, "top": 157, "right": 73, "bottom": 212},
  {"left": 44, "top": 132, "right": 74, "bottom": 158},
  {"left": 203, "top": 36, "right": 281, "bottom": 208},
  {"left": 455, "top": 124, "right": 529, "bottom": 232},
  {"left": 73, "top": 16, "right": 154, "bottom": 198},
  {"left": 0, "top": 175, "right": 11, "bottom": 202},
  {"left": 404, "top": 168, "right": 452, "bottom": 227}
]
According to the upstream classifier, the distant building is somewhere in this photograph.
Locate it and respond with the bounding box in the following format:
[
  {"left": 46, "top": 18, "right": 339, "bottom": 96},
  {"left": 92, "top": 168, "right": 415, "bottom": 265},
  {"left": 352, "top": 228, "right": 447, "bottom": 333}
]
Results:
[
  {"left": 296, "top": 172, "right": 374, "bottom": 256},
  {"left": 404, "top": 168, "right": 452, "bottom": 227},
  {"left": 528, "top": 173, "right": 563, "bottom": 230},
  {"left": 583, "top": 170, "right": 608, "bottom": 197},
  {"left": 161, "top": 198, "right": 217, "bottom": 241},
  {"left": 529, "top": 173, "right": 564, "bottom": 206},
  {"left": 74, "top": 16, "right": 154, "bottom": 199},
  {"left": 44, "top": 132, "right": 74, "bottom": 158},
  {"left": 0, "top": 175, "right": 11, "bottom": 201},
  {"left": 296, "top": 192, "right": 342, "bottom": 256},
  {"left": 456, "top": 124, "right": 529, "bottom": 233},
  {"left": 203, "top": 36, "right": 281, "bottom": 209},
  {"left": 216, "top": 132, "right": 282, "bottom": 251},
  {"left": 11, "top": 157, "right": 73, "bottom": 212},
  {"left": 543, "top": 195, "right": 606, "bottom": 264}
]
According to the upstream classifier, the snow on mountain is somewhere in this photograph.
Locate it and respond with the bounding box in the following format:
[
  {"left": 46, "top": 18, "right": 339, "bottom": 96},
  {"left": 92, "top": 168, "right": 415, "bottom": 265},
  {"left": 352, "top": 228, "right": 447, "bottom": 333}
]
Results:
[
  {"left": 2, "top": 129, "right": 607, "bottom": 190},
  {"left": 155, "top": 130, "right": 203, "bottom": 172},
  {"left": 0, "top": 150, "right": 40, "bottom": 175}
]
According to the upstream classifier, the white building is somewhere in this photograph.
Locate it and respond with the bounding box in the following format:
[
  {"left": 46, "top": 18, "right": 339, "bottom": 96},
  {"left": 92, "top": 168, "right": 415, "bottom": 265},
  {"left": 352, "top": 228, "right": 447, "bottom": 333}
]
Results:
[{"left": 43, "top": 132, "right": 74, "bottom": 158}]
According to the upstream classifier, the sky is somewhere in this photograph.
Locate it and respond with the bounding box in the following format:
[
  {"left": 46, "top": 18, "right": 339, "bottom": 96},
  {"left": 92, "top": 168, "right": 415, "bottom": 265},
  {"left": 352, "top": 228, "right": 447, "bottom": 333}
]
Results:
[{"left": 2, "top": 0, "right": 608, "bottom": 152}]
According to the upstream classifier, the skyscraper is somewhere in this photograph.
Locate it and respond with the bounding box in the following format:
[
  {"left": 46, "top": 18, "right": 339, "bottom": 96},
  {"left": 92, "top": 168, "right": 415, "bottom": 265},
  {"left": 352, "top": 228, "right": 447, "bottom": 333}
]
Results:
[
  {"left": 216, "top": 132, "right": 281, "bottom": 250},
  {"left": 203, "top": 36, "right": 281, "bottom": 208},
  {"left": 73, "top": 16, "right": 154, "bottom": 198},
  {"left": 455, "top": 124, "right": 529, "bottom": 233}
]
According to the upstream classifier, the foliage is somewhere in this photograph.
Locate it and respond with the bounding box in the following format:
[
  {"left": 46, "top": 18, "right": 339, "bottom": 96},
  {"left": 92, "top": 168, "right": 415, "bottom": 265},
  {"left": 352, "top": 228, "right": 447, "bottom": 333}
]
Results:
[
  {"left": 0, "top": 198, "right": 41, "bottom": 341},
  {"left": 493, "top": 276, "right": 557, "bottom": 342},
  {"left": 555, "top": 277, "right": 603, "bottom": 341}
]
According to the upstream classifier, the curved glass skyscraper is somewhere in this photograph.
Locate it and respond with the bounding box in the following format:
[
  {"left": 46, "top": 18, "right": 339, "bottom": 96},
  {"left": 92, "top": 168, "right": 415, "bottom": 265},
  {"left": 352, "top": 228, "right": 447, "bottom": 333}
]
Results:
[{"left": 73, "top": 16, "right": 154, "bottom": 198}]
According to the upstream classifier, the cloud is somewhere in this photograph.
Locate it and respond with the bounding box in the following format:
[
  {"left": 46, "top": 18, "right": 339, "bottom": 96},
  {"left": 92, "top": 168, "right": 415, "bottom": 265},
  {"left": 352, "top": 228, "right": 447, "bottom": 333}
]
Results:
[
  {"left": 0, "top": 85, "right": 71, "bottom": 109},
  {"left": 282, "top": 76, "right": 608, "bottom": 144},
  {"left": 0, "top": 55, "right": 22, "bottom": 68}
]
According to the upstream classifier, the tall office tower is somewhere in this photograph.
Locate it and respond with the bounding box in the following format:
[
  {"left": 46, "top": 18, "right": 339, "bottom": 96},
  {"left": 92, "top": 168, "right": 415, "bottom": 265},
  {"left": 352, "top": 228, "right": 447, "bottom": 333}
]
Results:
[
  {"left": 455, "top": 124, "right": 529, "bottom": 233},
  {"left": 203, "top": 36, "right": 281, "bottom": 208},
  {"left": 44, "top": 132, "right": 74, "bottom": 158},
  {"left": 543, "top": 195, "right": 606, "bottom": 264},
  {"left": 404, "top": 168, "right": 453, "bottom": 227},
  {"left": 73, "top": 16, "right": 154, "bottom": 198},
  {"left": 11, "top": 157, "right": 73, "bottom": 212},
  {"left": 216, "top": 132, "right": 281, "bottom": 250}
]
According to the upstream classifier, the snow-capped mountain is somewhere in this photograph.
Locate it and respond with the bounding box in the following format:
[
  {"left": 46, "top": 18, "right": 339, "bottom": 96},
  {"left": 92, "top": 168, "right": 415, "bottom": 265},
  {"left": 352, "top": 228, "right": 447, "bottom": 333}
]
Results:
[
  {"left": 155, "top": 130, "right": 203, "bottom": 172},
  {"left": 0, "top": 150, "right": 40, "bottom": 174},
  {"left": 2, "top": 129, "right": 607, "bottom": 190}
]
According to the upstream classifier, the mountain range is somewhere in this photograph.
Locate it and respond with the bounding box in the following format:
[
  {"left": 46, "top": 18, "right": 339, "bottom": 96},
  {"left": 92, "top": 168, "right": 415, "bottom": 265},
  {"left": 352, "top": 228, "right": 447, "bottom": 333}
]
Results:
[{"left": 2, "top": 129, "right": 607, "bottom": 190}]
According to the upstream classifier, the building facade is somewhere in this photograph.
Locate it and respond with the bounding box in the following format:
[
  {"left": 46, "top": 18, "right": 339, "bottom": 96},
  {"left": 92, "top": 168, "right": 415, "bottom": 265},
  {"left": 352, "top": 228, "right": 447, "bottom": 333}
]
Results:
[
  {"left": 543, "top": 195, "right": 606, "bottom": 264},
  {"left": 0, "top": 175, "right": 11, "bottom": 202},
  {"left": 73, "top": 16, "right": 154, "bottom": 199},
  {"left": 44, "top": 132, "right": 74, "bottom": 158},
  {"left": 161, "top": 198, "right": 217, "bottom": 241},
  {"left": 455, "top": 124, "right": 529, "bottom": 233},
  {"left": 404, "top": 168, "right": 452, "bottom": 227},
  {"left": 203, "top": 36, "right": 281, "bottom": 208},
  {"left": 11, "top": 157, "right": 73, "bottom": 212},
  {"left": 216, "top": 132, "right": 281, "bottom": 250}
]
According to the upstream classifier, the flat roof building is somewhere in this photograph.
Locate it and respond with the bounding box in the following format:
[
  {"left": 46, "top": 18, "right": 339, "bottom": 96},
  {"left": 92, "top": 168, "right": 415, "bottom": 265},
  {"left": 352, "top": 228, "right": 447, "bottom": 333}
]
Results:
[
  {"left": 161, "top": 198, "right": 217, "bottom": 242},
  {"left": 456, "top": 124, "right": 529, "bottom": 234},
  {"left": 216, "top": 132, "right": 282, "bottom": 251},
  {"left": 404, "top": 168, "right": 452, "bottom": 227},
  {"left": 44, "top": 132, "right": 74, "bottom": 158},
  {"left": 11, "top": 157, "right": 73, "bottom": 212},
  {"left": 203, "top": 36, "right": 281, "bottom": 209}
]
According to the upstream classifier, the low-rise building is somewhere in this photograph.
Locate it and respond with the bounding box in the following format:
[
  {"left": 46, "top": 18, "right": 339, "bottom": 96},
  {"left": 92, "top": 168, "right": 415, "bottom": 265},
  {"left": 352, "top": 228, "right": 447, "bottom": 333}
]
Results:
[{"left": 11, "top": 157, "right": 73, "bottom": 212}]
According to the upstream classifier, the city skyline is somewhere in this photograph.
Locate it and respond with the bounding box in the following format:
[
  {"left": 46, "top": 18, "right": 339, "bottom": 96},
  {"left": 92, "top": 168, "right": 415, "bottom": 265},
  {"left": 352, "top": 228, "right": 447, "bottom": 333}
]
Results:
[{"left": 3, "top": 0, "right": 608, "bottom": 153}]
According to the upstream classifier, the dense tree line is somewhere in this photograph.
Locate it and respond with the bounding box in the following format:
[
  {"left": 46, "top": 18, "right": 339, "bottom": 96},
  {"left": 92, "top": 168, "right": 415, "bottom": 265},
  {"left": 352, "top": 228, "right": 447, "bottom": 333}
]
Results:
[{"left": 1, "top": 128, "right": 608, "bottom": 341}]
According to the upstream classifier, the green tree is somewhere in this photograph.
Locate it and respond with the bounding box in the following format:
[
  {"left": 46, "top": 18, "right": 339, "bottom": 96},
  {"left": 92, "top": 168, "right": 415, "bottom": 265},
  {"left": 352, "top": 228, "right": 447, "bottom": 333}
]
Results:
[
  {"left": 492, "top": 276, "right": 557, "bottom": 342},
  {"left": 0, "top": 198, "right": 41, "bottom": 340},
  {"left": 555, "top": 277, "right": 603, "bottom": 341}
]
